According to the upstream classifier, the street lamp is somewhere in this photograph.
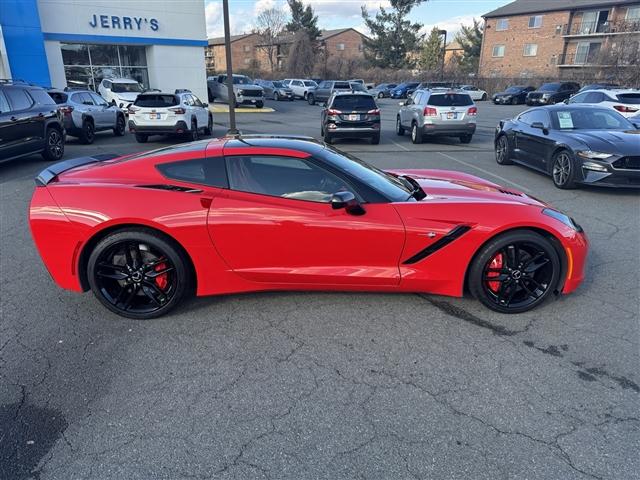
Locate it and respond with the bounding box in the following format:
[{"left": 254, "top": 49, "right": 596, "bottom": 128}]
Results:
[
  {"left": 222, "top": 0, "right": 239, "bottom": 135},
  {"left": 438, "top": 29, "right": 447, "bottom": 81}
]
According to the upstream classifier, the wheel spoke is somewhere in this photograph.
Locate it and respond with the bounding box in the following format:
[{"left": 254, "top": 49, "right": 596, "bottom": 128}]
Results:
[
  {"left": 97, "top": 271, "right": 128, "bottom": 281},
  {"left": 98, "top": 262, "right": 127, "bottom": 273},
  {"left": 145, "top": 266, "right": 174, "bottom": 278},
  {"left": 124, "top": 245, "right": 134, "bottom": 269},
  {"left": 122, "top": 285, "right": 138, "bottom": 310},
  {"left": 506, "top": 245, "right": 517, "bottom": 268},
  {"left": 141, "top": 284, "right": 162, "bottom": 306},
  {"left": 143, "top": 280, "right": 167, "bottom": 303},
  {"left": 525, "top": 257, "right": 550, "bottom": 273},
  {"left": 523, "top": 252, "right": 544, "bottom": 268}
]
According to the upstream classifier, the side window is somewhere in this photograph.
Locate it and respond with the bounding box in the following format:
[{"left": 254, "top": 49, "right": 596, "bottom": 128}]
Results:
[
  {"left": 584, "top": 92, "right": 604, "bottom": 103},
  {"left": 0, "top": 90, "right": 10, "bottom": 113},
  {"left": 156, "top": 158, "right": 229, "bottom": 188},
  {"left": 192, "top": 95, "right": 204, "bottom": 107},
  {"left": 518, "top": 110, "right": 536, "bottom": 125},
  {"left": 79, "top": 92, "right": 94, "bottom": 105},
  {"left": 182, "top": 95, "right": 193, "bottom": 106},
  {"left": 5, "top": 88, "right": 33, "bottom": 111},
  {"left": 529, "top": 109, "right": 550, "bottom": 126},
  {"left": 90, "top": 92, "right": 109, "bottom": 106},
  {"left": 102, "top": 80, "right": 112, "bottom": 89},
  {"left": 568, "top": 92, "right": 587, "bottom": 103},
  {"left": 412, "top": 92, "right": 422, "bottom": 104},
  {"left": 29, "top": 89, "right": 56, "bottom": 106},
  {"left": 225, "top": 155, "right": 355, "bottom": 203}
]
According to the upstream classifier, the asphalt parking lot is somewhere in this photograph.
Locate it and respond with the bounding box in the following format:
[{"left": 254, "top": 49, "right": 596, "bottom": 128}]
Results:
[{"left": 1, "top": 98, "right": 639, "bottom": 480}]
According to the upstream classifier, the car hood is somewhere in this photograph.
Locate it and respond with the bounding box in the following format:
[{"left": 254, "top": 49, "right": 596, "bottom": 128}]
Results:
[
  {"left": 563, "top": 129, "right": 640, "bottom": 155},
  {"left": 386, "top": 169, "right": 548, "bottom": 207}
]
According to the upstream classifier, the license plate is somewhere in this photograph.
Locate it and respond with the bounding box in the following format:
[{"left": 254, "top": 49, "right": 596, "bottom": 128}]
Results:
[
  {"left": 347, "top": 114, "right": 360, "bottom": 121},
  {"left": 148, "top": 113, "right": 161, "bottom": 120},
  {"left": 446, "top": 112, "right": 457, "bottom": 120}
]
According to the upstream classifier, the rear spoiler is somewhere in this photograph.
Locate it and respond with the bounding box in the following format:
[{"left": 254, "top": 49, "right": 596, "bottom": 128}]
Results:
[{"left": 35, "top": 153, "right": 120, "bottom": 186}]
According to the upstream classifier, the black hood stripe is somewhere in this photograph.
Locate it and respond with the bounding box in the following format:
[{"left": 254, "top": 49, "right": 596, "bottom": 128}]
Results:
[{"left": 402, "top": 225, "right": 472, "bottom": 265}]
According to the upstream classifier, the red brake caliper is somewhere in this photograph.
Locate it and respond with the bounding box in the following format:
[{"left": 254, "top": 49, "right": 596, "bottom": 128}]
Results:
[
  {"left": 154, "top": 262, "right": 168, "bottom": 290},
  {"left": 486, "top": 254, "right": 503, "bottom": 292}
]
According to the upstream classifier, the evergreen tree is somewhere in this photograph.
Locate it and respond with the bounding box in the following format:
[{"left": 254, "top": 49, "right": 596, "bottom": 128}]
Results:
[
  {"left": 419, "top": 27, "right": 443, "bottom": 71},
  {"left": 455, "top": 19, "right": 484, "bottom": 74},
  {"left": 286, "top": 0, "right": 321, "bottom": 40},
  {"left": 361, "top": 0, "right": 425, "bottom": 69}
]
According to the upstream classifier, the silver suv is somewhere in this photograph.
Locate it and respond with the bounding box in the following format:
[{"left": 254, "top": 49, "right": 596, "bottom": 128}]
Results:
[
  {"left": 48, "top": 88, "right": 126, "bottom": 144},
  {"left": 396, "top": 89, "right": 477, "bottom": 144}
]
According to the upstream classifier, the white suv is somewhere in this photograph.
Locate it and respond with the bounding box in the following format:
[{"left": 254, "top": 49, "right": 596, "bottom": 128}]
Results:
[
  {"left": 568, "top": 88, "right": 640, "bottom": 118},
  {"left": 128, "top": 90, "right": 213, "bottom": 143},
  {"left": 98, "top": 78, "right": 144, "bottom": 110},
  {"left": 287, "top": 79, "right": 318, "bottom": 99}
]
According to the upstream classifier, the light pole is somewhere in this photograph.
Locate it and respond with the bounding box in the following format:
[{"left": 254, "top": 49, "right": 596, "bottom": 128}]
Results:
[
  {"left": 438, "top": 29, "right": 447, "bottom": 81},
  {"left": 222, "top": 0, "right": 239, "bottom": 135}
]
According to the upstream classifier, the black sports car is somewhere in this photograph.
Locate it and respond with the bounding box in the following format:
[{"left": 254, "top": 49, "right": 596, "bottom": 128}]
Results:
[
  {"left": 494, "top": 105, "right": 640, "bottom": 189},
  {"left": 492, "top": 85, "right": 535, "bottom": 105}
]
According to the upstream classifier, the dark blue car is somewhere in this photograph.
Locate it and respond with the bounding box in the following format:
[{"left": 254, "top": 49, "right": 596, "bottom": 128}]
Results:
[{"left": 390, "top": 82, "right": 420, "bottom": 99}]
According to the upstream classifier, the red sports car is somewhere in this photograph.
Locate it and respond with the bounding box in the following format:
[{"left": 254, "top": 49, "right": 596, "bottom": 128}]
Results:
[{"left": 29, "top": 136, "right": 588, "bottom": 319}]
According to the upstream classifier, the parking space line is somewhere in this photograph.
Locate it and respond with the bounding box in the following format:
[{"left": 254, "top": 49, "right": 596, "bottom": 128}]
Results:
[
  {"left": 390, "top": 140, "right": 411, "bottom": 152},
  {"left": 437, "top": 152, "right": 532, "bottom": 193}
]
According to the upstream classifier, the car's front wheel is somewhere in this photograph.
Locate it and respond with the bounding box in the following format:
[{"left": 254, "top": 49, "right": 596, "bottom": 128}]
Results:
[
  {"left": 189, "top": 120, "right": 199, "bottom": 141},
  {"left": 469, "top": 230, "right": 561, "bottom": 314},
  {"left": 410, "top": 122, "right": 423, "bottom": 144},
  {"left": 481, "top": 93, "right": 487, "bottom": 101},
  {"left": 135, "top": 133, "right": 148, "bottom": 143},
  {"left": 274, "top": 92, "right": 280, "bottom": 101},
  {"left": 204, "top": 114, "right": 213, "bottom": 136},
  {"left": 378, "top": 92, "right": 384, "bottom": 99},
  {"left": 113, "top": 115, "right": 126, "bottom": 136},
  {"left": 460, "top": 134, "right": 473, "bottom": 144},
  {"left": 552, "top": 150, "right": 577, "bottom": 189},
  {"left": 495, "top": 135, "right": 513, "bottom": 165},
  {"left": 41, "top": 127, "right": 64, "bottom": 161},
  {"left": 307, "top": 93, "right": 315, "bottom": 105},
  {"left": 87, "top": 229, "right": 191, "bottom": 319},
  {"left": 256, "top": 101, "right": 264, "bottom": 109},
  {"left": 396, "top": 116, "right": 405, "bottom": 136},
  {"left": 79, "top": 119, "right": 95, "bottom": 144}
]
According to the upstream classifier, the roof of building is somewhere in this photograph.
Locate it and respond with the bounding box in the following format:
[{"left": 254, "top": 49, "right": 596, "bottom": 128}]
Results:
[
  {"left": 209, "top": 28, "right": 369, "bottom": 47},
  {"left": 484, "top": 0, "right": 638, "bottom": 18},
  {"left": 319, "top": 28, "right": 369, "bottom": 40},
  {"left": 445, "top": 40, "right": 463, "bottom": 51},
  {"left": 208, "top": 33, "right": 257, "bottom": 46}
]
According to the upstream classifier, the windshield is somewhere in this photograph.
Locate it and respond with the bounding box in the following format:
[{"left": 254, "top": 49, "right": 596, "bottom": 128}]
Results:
[
  {"left": 273, "top": 81, "right": 284, "bottom": 88},
  {"left": 134, "top": 94, "right": 178, "bottom": 107},
  {"left": 539, "top": 83, "right": 560, "bottom": 92},
  {"left": 505, "top": 86, "right": 524, "bottom": 93},
  {"left": 617, "top": 93, "right": 640, "bottom": 104},
  {"left": 320, "top": 148, "right": 412, "bottom": 202},
  {"left": 351, "top": 83, "right": 367, "bottom": 92},
  {"left": 332, "top": 95, "right": 377, "bottom": 111},
  {"left": 112, "top": 82, "right": 143, "bottom": 93},
  {"left": 551, "top": 109, "right": 633, "bottom": 130},
  {"left": 223, "top": 76, "right": 252, "bottom": 84},
  {"left": 303, "top": 81, "right": 317, "bottom": 87}
]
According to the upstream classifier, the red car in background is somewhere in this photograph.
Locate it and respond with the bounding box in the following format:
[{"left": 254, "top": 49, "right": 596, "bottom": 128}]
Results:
[{"left": 29, "top": 136, "right": 588, "bottom": 319}]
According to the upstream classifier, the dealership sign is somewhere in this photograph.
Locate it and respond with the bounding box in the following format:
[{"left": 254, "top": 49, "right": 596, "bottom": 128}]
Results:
[{"left": 89, "top": 14, "right": 159, "bottom": 32}]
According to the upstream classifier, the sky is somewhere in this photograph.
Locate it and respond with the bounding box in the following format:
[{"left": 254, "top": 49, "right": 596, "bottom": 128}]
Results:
[{"left": 205, "top": 0, "right": 509, "bottom": 40}]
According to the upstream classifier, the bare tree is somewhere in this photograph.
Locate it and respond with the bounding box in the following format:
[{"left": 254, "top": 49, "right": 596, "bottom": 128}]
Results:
[
  {"left": 256, "top": 7, "right": 288, "bottom": 73},
  {"left": 286, "top": 31, "right": 315, "bottom": 77}
]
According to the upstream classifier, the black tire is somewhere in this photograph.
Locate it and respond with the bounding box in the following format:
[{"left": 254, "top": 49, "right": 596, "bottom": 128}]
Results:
[
  {"left": 468, "top": 230, "right": 561, "bottom": 314},
  {"left": 256, "top": 101, "right": 264, "bottom": 109},
  {"left": 79, "top": 119, "right": 95, "bottom": 144},
  {"left": 378, "top": 92, "right": 384, "bottom": 99},
  {"left": 460, "top": 134, "right": 473, "bottom": 144},
  {"left": 481, "top": 93, "right": 488, "bottom": 101},
  {"left": 113, "top": 115, "right": 126, "bottom": 136},
  {"left": 208, "top": 89, "right": 214, "bottom": 102},
  {"left": 396, "top": 116, "right": 405, "bottom": 136},
  {"left": 551, "top": 150, "right": 577, "bottom": 189},
  {"left": 87, "top": 229, "right": 191, "bottom": 319},
  {"left": 135, "top": 133, "right": 148, "bottom": 143},
  {"left": 204, "top": 114, "right": 213, "bottom": 136},
  {"left": 323, "top": 132, "right": 333, "bottom": 144},
  {"left": 307, "top": 93, "right": 315, "bottom": 105},
  {"left": 303, "top": 92, "right": 308, "bottom": 100},
  {"left": 41, "top": 127, "right": 64, "bottom": 161},
  {"left": 274, "top": 92, "right": 280, "bottom": 101},
  {"left": 410, "top": 122, "right": 423, "bottom": 144},
  {"left": 495, "top": 135, "right": 513, "bottom": 165},
  {"left": 371, "top": 134, "right": 380, "bottom": 145},
  {"left": 189, "top": 120, "right": 199, "bottom": 141},
  {"left": 511, "top": 97, "right": 518, "bottom": 105}
]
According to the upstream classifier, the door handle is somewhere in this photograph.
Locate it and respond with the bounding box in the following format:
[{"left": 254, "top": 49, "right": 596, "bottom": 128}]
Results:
[
  {"left": 38, "top": 113, "right": 45, "bottom": 118},
  {"left": 10, "top": 116, "right": 18, "bottom": 121}
]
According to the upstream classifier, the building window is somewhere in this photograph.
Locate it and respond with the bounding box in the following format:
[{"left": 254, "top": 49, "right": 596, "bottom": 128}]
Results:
[
  {"left": 336, "top": 43, "right": 345, "bottom": 51},
  {"left": 243, "top": 58, "right": 251, "bottom": 64},
  {"left": 529, "top": 15, "right": 543, "bottom": 28},
  {"left": 523, "top": 44, "right": 538, "bottom": 56},
  {"left": 61, "top": 43, "right": 148, "bottom": 91},
  {"left": 492, "top": 45, "right": 505, "bottom": 57},
  {"left": 496, "top": 18, "right": 509, "bottom": 31},
  {"left": 358, "top": 43, "right": 363, "bottom": 52},
  {"left": 243, "top": 44, "right": 251, "bottom": 53},
  {"left": 627, "top": 6, "right": 640, "bottom": 19}
]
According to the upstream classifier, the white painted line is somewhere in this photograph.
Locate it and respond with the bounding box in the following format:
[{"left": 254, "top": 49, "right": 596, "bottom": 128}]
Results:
[
  {"left": 437, "top": 151, "right": 532, "bottom": 193},
  {"left": 390, "top": 140, "right": 411, "bottom": 152}
]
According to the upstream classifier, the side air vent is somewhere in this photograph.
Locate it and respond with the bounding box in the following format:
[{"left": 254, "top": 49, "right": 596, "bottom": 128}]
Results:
[
  {"left": 498, "top": 189, "right": 522, "bottom": 196},
  {"left": 137, "top": 184, "right": 203, "bottom": 193}
]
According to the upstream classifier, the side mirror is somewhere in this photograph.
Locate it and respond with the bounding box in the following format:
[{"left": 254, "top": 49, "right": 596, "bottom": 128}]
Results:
[
  {"left": 331, "top": 191, "right": 365, "bottom": 215},
  {"left": 110, "top": 99, "right": 116, "bottom": 106},
  {"left": 563, "top": 99, "right": 569, "bottom": 104}
]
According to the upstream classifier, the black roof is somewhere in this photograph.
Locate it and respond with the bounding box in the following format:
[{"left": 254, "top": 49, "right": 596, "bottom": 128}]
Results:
[{"left": 484, "top": 0, "right": 638, "bottom": 18}]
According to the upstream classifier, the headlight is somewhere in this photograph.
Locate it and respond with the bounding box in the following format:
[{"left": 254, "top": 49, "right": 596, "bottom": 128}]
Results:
[
  {"left": 542, "top": 93, "right": 551, "bottom": 98},
  {"left": 237, "top": 89, "right": 244, "bottom": 95},
  {"left": 542, "top": 208, "right": 583, "bottom": 232},
  {"left": 577, "top": 150, "right": 613, "bottom": 160}
]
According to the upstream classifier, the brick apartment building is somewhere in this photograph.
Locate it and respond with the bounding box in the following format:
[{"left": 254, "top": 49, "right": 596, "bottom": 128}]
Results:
[
  {"left": 479, "top": 0, "right": 640, "bottom": 78},
  {"left": 206, "top": 28, "right": 368, "bottom": 74}
]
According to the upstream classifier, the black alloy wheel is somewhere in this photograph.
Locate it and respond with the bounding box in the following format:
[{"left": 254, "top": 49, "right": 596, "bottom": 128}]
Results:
[
  {"left": 114, "top": 115, "right": 126, "bottom": 136},
  {"left": 495, "top": 135, "right": 513, "bottom": 165},
  {"left": 469, "top": 231, "right": 560, "bottom": 313},
  {"left": 552, "top": 150, "right": 576, "bottom": 189},
  {"left": 87, "top": 230, "right": 190, "bottom": 319},
  {"left": 80, "top": 120, "right": 95, "bottom": 144},
  {"left": 42, "top": 128, "right": 64, "bottom": 161}
]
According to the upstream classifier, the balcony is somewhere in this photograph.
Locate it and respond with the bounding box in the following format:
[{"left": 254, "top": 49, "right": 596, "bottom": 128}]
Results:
[
  {"left": 563, "top": 18, "right": 640, "bottom": 36},
  {"left": 557, "top": 51, "right": 636, "bottom": 67}
]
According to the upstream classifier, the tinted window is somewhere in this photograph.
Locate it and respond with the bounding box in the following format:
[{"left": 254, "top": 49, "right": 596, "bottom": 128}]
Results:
[
  {"left": 5, "top": 88, "right": 33, "bottom": 111},
  {"left": 413, "top": 92, "right": 423, "bottom": 104},
  {"left": 617, "top": 93, "right": 640, "bottom": 104},
  {"left": 539, "top": 83, "right": 560, "bottom": 91},
  {"left": 505, "top": 86, "right": 524, "bottom": 93},
  {"left": 304, "top": 81, "right": 316, "bottom": 86},
  {"left": 331, "top": 95, "right": 376, "bottom": 111},
  {"left": 273, "top": 81, "right": 284, "bottom": 88},
  {"left": 584, "top": 92, "right": 604, "bottom": 103},
  {"left": 333, "top": 82, "right": 351, "bottom": 89},
  {"left": 226, "top": 155, "right": 355, "bottom": 203},
  {"left": 519, "top": 109, "right": 549, "bottom": 126},
  {"left": 0, "top": 91, "right": 10, "bottom": 113},
  {"left": 551, "top": 109, "right": 633, "bottom": 130},
  {"left": 77, "top": 92, "right": 94, "bottom": 105},
  {"left": 47, "top": 91, "right": 68, "bottom": 104},
  {"left": 427, "top": 94, "right": 473, "bottom": 106},
  {"left": 111, "top": 82, "right": 143, "bottom": 93},
  {"left": 135, "top": 94, "right": 178, "bottom": 107},
  {"left": 90, "top": 92, "right": 109, "bottom": 106},
  {"left": 29, "top": 89, "right": 56, "bottom": 106},
  {"left": 568, "top": 92, "right": 588, "bottom": 104},
  {"left": 157, "top": 158, "right": 229, "bottom": 188}
]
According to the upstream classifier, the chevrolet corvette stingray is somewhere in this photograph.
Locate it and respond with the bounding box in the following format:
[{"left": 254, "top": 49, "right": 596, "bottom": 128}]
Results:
[{"left": 30, "top": 136, "right": 588, "bottom": 319}]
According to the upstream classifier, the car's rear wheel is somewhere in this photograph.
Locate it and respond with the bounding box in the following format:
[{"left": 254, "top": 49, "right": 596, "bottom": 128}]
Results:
[
  {"left": 274, "top": 92, "right": 280, "bottom": 101},
  {"left": 396, "top": 116, "right": 405, "bottom": 136},
  {"left": 371, "top": 134, "right": 380, "bottom": 145},
  {"left": 323, "top": 131, "right": 333, "bottom": 144},
  {"left": 204, "top": 114, "right": 213, "bottom": 136},
  {"left": 87, "top": 229, "right": 191, "bottom": 319},
  {"left": 378, "top": 92, "right": 384, "bottom": 99},
  {"left": 460, "top": 134, "right": 473, "bottom": 144},
  {"left": 552, "top": 150, "right": 577, "bottom": 189},
  {"left": 307, "top": 93, "right": 315, "bottom": 105},
  {"left": 256, "top": 101, "right": 264, "bottom": 109},
  {"left": 190, "top": 120, "right": 199, "bottom": 141},
  {"left": 79, "top": 119, "right": 95, "bottom": 144},
  {"left": 41, "top": 127, "right": 64, "bottom": 161},
  {"left": 481, "top": 93, "right": 487, "bottom": 101},
  {"left": 511, "top": 97, "right": 518, "bottom": 105},
  {"left": 135, "top": 133, "right": 148, "bottom": 143},
  {"left": 411, "top": 122, "right": 423, "bottom": 144},
  {"left": 495, "top": 135, "right": 513, "bottom": 165},
  {"left": 469, "top": 230, "right": 560, "bottom": 314},
  {"left": 114, "top": 115, "right": 125, "bottom": 136}
]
